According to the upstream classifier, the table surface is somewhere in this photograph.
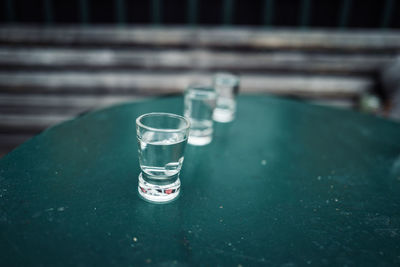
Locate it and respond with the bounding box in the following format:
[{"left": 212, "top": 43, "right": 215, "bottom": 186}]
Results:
[{"left": 1, "top": 95, "right": 400, "bottom": 266}]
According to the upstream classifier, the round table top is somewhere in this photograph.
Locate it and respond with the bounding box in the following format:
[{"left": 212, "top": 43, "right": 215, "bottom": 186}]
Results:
[{"left": 1, "top": 95, "right": 400, "bottom": 266}]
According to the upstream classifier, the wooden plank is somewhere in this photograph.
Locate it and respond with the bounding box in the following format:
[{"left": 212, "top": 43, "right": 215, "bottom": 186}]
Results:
[
  {"left": 381, "top": 57, "right": 400, "bottom": 120},
  {"left": 0, "top": 71, "right": 373, "bottom": 98},
  {"left": 0, "top": 94, "right": 145, "bottom": 108},
  {"left": 0, "top": 94, "right": 147, "bottom": 115},
  {"left": 0, "top": 114, "right": 72, "bottom": 131},
  {"left": 307, "top": 99, "right": 355, "bottom": 109},
  {"left": 0, "top": 133, "right": 33, "bottom": 158},
  {"left": 0, "top": 133, "right": 32, "bottom": 148},
  {"left": 1, "top": 26, "right": 400, "bottom": 52},
  {"left": 0, "top": 48, "right": 392, "bottom": 74},
  {"left": 240, "top": 75, "right": 371, "bottom": 97},
  {"left": 0, "top": 94, "right": 148, "bottom": 135},
  {"left": 0, "top": 105, "right": 88, "bottom": 115}
]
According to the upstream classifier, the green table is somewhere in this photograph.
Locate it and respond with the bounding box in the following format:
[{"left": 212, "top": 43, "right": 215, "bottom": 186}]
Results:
[{"left": 1, "top": 95, "right": 400, "bottom": 266}]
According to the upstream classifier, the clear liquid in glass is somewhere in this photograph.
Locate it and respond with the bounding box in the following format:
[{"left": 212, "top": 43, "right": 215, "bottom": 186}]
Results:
[
  {"left": 137, "top": 131, "right": 187, "bottom": 202},
  {"left": 213, "top": 73, "right": 239, "bottom": 123},
  {"left": 184, "top": 87, "right": 216, "bottom": 145},
  {"left": 213, "top": 98, "right": 236, "bottom": 123}
]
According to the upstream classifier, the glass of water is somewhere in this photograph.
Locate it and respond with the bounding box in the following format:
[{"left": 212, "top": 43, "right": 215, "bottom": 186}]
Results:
[
  {"left": 184, "top": 85, "right": 217, "bottom": 146},
  {"left": 136, "top": 112, "right": 190, "bottom": 203},
  {"left": 213, "top": 73, "right": 240, "bottom": 123}
]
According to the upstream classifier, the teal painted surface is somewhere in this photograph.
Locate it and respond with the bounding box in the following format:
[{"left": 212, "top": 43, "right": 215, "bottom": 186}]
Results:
[{"left": 1, "top": 95, "right": 400, "bottom": 266}]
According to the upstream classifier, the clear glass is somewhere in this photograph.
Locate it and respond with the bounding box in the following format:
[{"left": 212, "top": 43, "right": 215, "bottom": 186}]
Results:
[
  {"left": 136, "top": 112, "right": 190, "bottom": 203},
  {"left": 213, "top": 73, "right": 240, "bottom": 123},
  {"left": 184, "top": 85, "right": 217, "bottom": 146}
]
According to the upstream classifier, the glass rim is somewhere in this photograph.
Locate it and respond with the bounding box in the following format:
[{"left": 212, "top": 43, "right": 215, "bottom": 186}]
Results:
[
  {"left": 136, "top": 112, "right": 190, "bottom": 133},
  {"left": 214, "top": 72, "right": 239, "bottom": 87},
  {"left": 186, "top": 84, "right": 215, "bottom": 91},
  {"left": 186, "top": 85, "right": 217, "bottom": 97}
]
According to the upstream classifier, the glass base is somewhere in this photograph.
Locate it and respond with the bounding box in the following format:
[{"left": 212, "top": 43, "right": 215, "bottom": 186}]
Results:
[
  {"left": 188, "top": 134, "right": 212, "bottom": 146},
  {"left": 213, "top": 109, "right": 234, "bottom": 123},
  {"left": 138, "top": 172, "right": 180, "bottom": 203}
]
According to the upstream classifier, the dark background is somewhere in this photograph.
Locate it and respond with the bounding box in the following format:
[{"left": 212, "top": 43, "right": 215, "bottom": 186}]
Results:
[{"left": 1, "top": 0, "right": 399, "bottom": 29}]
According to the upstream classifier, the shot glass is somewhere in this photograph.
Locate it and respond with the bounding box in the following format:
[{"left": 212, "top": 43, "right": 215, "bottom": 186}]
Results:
[
  {"left": 184, "top": 85, "right": 217, "bottom": 146},
  {"left": 136, "top": 112, "right": 190, "bottom": 203},
  {"left": 213, "top": 73, "right": 240, "bottom": 123}
]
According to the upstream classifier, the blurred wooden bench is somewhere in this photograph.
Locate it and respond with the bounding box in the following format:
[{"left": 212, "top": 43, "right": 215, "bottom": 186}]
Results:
[{"left": 1, "top": 26, "right": 400, "bottom": 156}]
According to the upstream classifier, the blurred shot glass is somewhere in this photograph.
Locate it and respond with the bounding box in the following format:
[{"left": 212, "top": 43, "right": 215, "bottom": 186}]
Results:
[
  {"left": 213, "top": 73, "right": 240, "bottom": 123},
  {"left": 184, "top": 85, "right": 217, "bottom": 146},
  {"left": 136, "top": 112, "right": 190, "bottom": 203}
]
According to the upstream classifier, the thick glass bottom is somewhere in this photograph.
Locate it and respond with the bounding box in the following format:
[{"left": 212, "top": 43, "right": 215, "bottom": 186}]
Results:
[
  {"left": 138, "top": 172, "right": 180, "bottom": 203},
  {"left": 213, "top": 109, "right": 234, "bottom": 123},
  {"left": 188, "top": 134, "right": 212, "bottom": 146}
]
